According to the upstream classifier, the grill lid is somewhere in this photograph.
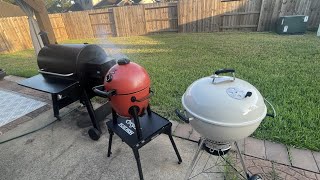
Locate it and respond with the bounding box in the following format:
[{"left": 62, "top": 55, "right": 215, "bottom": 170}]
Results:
[{"left": 182, "top": 70, "right": 267, "bottom": 127}]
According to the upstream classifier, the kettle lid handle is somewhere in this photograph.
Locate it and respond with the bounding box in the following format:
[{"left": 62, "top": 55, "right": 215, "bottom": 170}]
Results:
[
  {"left": 214, "top": 68, "right": 235, "bottom": 75},
  {"left": 212, "top": 68, "right": 236, "bottom": 84}
]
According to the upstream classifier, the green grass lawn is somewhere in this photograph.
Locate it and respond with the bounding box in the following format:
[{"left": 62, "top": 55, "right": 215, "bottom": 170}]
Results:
[{"left": 1, "top": 32, "right": 319, "bottom": 151}]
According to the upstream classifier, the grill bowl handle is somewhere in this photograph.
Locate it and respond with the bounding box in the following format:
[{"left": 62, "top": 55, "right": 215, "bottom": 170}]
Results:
[
  {"left": 264, "top": 98, "right": 276, "bottom": 118},
  {"left": 175, "top": 109, "right": 192, "bottom": 123},
  {"left": 92, "top": 85, "right": 116, "bottom": 98}
]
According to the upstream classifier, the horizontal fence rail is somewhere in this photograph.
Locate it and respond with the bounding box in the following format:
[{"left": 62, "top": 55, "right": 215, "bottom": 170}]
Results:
[{"left": 1, "top": 0, "right": 320, "bottom": 53}]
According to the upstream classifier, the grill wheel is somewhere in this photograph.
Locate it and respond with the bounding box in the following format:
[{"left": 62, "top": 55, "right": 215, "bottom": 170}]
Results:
[{"left": 88, "top": 128, "right": 101, "bottom": 141}]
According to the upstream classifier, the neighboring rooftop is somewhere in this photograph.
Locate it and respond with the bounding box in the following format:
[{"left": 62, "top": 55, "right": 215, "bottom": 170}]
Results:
[{"left": 0, "top": 1, "right": 25, "bottom": 18}]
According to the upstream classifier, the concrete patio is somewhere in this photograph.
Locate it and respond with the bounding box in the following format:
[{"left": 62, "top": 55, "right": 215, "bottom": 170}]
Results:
[{"left": 0, "top": 76, "right": 320, "bottom": 180}]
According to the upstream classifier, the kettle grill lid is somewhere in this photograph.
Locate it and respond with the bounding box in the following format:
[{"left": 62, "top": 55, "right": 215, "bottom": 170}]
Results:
[{"left": 182, "top": 76, "right": 267, "bottom": 127}]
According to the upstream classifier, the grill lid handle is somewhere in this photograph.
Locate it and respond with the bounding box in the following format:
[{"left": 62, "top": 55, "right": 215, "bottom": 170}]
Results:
[
  {"left": 214, "top": 69, "right": 235, "bottom": 75},
  {"left": 212, "top": 68, "right": 235, "bottom": 84},
  {"left": 117, "top": 58, "right": 130, "bottom": 65},
  {"left": 38, "top": 69, "right": 73, "bottom": 77}
]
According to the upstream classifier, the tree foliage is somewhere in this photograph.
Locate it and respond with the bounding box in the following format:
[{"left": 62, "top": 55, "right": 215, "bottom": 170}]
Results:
[
  {"left": 45, "top": 0, "right": 73, "bottom": 13},
  {"left": 2, "top": 0, "right": 73, "bottom": 13}
]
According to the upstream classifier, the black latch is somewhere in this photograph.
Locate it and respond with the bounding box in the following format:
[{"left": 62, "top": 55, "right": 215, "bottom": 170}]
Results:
[{"left": 118, "top": 58, "right": 130, "bottom": 65}]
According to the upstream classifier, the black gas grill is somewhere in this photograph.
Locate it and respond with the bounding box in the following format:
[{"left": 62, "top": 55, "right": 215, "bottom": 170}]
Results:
[{"left": 19, "top": 44, "right": 116, "bottom": 140}]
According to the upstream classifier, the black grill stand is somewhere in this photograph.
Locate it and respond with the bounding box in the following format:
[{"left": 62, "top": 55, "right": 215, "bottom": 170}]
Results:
[
  {"left": 106, "top": 105, "right": 182, "bottom": 180},
  {"left": 18, "top": 74, "right": 110, "bottom": 141}
]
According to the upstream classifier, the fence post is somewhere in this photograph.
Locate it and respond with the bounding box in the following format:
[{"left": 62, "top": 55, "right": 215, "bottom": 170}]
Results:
[
  {"left": 257, "top": 0, "right": 267, "bottom": 32},
  {"left": 142, "top": 5, "right": 148, "bottom": 35},
  {"left": 110, "top": 9, "right": 118, "bottom": 37},
  {"left": 112, "top": 7, "right": 121, "bottom": 37}
]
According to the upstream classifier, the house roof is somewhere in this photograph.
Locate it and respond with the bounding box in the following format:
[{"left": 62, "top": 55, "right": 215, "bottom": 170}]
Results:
[
  {"left": 93, "top": 0, "right": 122, "bottom": 8},
  {"left": 64, "top": 3, "right": 84, "bottom": 12}
]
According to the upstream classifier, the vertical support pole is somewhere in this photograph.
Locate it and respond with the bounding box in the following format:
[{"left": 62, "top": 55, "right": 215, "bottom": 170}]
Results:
[
  {"left": 129, "top": 106, "right": 142, "bottom": 140},
  {"left": 112, "top": 108, "right": 118, "bottom": 124},
  {"left": 107, "top": 129, "right": 114, "bottom": 157},
  {"left": 51, "top": 94, "right": 60, "bottom": 120},
  {"left": 82, "top": 90, "right": 101, "bottom": 132},
  {"left": 147, "top": 104, "right": 152, "bottom": 116}
]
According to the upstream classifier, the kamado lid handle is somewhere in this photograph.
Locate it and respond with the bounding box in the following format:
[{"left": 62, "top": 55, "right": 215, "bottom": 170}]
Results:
[
  {"left": 212, "top": 68, "right": 236, "bottom": 84},
  {"left": 118, "top": 58, "right": 130, "bottom": 65}
]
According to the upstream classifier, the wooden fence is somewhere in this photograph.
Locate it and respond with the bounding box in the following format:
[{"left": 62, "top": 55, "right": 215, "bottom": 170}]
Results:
[{"left": 1, "top": 0, "right": 320, "bottom": 53}]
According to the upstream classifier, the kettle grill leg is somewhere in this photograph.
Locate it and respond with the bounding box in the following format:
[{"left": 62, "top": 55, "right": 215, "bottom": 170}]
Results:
[
  {"left": 234, "top": 141, "right": 250, "bottom": 179},
  {"left": 184, "top": 138, "right": 206, "bottom": 180}
]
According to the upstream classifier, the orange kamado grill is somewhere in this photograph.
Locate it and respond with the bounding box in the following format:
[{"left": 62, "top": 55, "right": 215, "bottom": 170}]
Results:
[
  {"left": 93, "top": 58, "right": 182, "bottom": 180},
  {"left": 93, "top": 59, "right": 152, "bottom": 118},
  {"left": 104, "top": 59, "right": 152, "bottom": 117}
]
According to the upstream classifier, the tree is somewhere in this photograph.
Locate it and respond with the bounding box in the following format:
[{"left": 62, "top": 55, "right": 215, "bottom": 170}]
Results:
[
  {"left": 2, "top": 0, "right": 73, "bottom": 13},
  {"left": 45, "top": 0, "right": 73, "bottom": 13}
]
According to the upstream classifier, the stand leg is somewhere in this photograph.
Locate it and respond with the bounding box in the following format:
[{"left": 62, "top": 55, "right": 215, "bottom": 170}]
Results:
[
  {"left": 51, "top": 94, "right": 61, "bottom": 120},
  {"left": 167, "top": 129, "right": 182, "bottom": 164},
  {"left": 133, "top": 149, "right": 144, "bottom": 180},
  {"left": 147, "top": 104, "right": 152, "bottom": 116},
  {"left": 107, "top": 129, "right": 114, "bottom": 157},
  {"left": 112, "top": 108, "right": 118, "bottom": 124},
  {"left": 235, "top": 141, "right": 250, "bottom": 179},
  {"left": 82, "top": 90, "right": 101, "bottom": 132},
  {"left": 184, "top": 138, "right": 205, "bottom": 180},
  {"left": 129, "top": 106, "right": 142, "bottom": 140}
]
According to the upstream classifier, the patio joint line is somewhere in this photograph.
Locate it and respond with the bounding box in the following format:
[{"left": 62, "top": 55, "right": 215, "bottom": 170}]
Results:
[
  {"left": 312, "top": 152, "right": 320, "bottom": 172},
  {"left": 263, "top": 140, "right": 267, "bottom": 160}
]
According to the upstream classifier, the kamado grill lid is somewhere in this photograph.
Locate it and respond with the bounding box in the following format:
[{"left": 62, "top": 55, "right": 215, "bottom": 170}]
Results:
[
  {"left": 182, "top": 69, "right": 267, "bottom": 127},
  {"left": 104, "top": 59, "right": 150, "bottom": 95}
]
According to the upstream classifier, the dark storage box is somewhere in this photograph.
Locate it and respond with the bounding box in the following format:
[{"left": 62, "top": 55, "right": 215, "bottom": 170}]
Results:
[{"left": 276, "top": 15, "right": 308, "bottom": 35}]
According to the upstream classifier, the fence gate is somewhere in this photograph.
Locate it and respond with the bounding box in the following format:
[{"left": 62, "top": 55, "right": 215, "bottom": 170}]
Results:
[
  {"left": 144, "top": 2, "right": 178, "bottom": 33},
  {"left": 88, "top": 9, "right": 117, "bottom": 37}
]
